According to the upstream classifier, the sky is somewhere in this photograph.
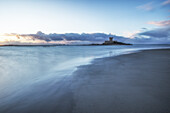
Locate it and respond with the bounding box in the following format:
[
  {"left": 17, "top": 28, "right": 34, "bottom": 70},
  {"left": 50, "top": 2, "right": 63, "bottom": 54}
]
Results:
[{"left": 0, "top": 0, "right": 170, "bottom": 44}]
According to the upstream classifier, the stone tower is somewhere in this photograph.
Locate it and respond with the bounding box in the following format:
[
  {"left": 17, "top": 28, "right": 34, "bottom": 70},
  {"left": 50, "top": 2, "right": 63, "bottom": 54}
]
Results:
[{"left": 109, "top": 37, "right": 113, "bottom": 42}]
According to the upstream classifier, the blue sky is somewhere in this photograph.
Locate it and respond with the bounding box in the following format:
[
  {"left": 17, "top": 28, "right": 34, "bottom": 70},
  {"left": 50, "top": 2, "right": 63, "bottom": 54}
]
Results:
[{"left": 0, "top": 0, "right": 169, "bottom": 44}]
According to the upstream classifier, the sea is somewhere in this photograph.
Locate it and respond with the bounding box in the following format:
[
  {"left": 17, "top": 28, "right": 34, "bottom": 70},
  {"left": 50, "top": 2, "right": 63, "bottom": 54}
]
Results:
[{"left": 0, "top": 44, "right": 170, "bottom": 112}]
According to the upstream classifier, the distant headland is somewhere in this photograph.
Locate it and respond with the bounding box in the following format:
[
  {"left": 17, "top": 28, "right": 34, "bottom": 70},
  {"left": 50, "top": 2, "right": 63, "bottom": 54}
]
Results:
[{"left": 91, "top": 37, "right": 132, "bottom": 45}]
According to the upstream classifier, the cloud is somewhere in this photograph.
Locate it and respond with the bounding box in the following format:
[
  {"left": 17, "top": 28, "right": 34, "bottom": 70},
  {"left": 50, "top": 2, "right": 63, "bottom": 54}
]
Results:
[
  {"left": 2, "top": 27, "right": 170, "bottom": 45},
  {"left": 20, "top": 31, "right": 64, "bottom": 42},
  {"left": 137, "top": 0, "right": 170, "bottom": 11},
  {"left": 123, "top": 30, "right": 141, "bottom": 39},
  {"left": 147, "top": 20, "right": 170, "bottom": 26},
  {"left": 16, "top": 31, "right": 130, "bottom": 44},
  {"left": 139, "top": 27, "right": 170, "bottom": 38},
  {"left": 162, "top": 0, "right": 170, "bottom": 5},
  {"left": 127, "top": 27, "right": 170, "bottom": 44},
  {"left": 137, "top": 2, "right": 154, "bottom": 11}
]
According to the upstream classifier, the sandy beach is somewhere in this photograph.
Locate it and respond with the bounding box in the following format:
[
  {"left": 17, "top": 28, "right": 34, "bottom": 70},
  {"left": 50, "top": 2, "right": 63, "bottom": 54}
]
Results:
[
  {"left": 71, "top": 49, "right": 170, "bottom": 113},
  {"left": 0, "top": 49, "right": 170, "bottom": 113}
]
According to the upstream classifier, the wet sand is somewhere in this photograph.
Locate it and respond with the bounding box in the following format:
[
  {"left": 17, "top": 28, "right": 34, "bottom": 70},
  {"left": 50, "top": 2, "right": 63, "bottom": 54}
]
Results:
[{"left": 0, "top": 49, "right": 170, "bottom": 113}]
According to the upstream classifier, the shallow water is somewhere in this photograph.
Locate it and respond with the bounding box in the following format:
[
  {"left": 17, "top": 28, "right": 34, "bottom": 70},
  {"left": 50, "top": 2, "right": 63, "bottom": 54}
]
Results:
[{"left": 0, "top": 44, "right": 170, "bottom": 112}]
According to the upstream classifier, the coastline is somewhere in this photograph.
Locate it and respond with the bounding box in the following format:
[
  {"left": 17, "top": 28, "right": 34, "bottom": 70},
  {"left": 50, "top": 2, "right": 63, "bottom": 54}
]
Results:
[
  {"left": 70, "top": 48, "right": 170, "bottom": 113},
  {"left": 0, "top": 48, "right": 170, "bottom": 113}
]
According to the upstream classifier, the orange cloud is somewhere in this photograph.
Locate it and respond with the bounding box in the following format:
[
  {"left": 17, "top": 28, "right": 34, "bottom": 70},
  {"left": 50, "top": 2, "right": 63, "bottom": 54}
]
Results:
[{"left": 147, "top": 20, "right": 170, "bottom": 27}]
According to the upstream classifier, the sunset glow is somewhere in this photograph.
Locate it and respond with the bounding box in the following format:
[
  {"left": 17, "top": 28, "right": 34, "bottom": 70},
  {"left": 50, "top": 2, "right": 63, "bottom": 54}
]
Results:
[{"left": 0, "top": 0, "right": 169, "bottom": 44}]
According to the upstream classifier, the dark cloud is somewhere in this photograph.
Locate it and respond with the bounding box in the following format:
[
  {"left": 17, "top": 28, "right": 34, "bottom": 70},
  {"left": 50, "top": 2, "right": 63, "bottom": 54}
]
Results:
[
  {"left": 141, "top": 28, "right": 148, "bottom": 30},
  {"left": 139, "top": 27, "right": 170, "bottom": 38},
  {"left": 128, "top": 27, "right": 170, "bottom": 44},
  {"left": 9, "top": 27, "right": 170, "bottom": 44},
  {"left": 18, "top": 31, "right": 130, "bottom": 43}
]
